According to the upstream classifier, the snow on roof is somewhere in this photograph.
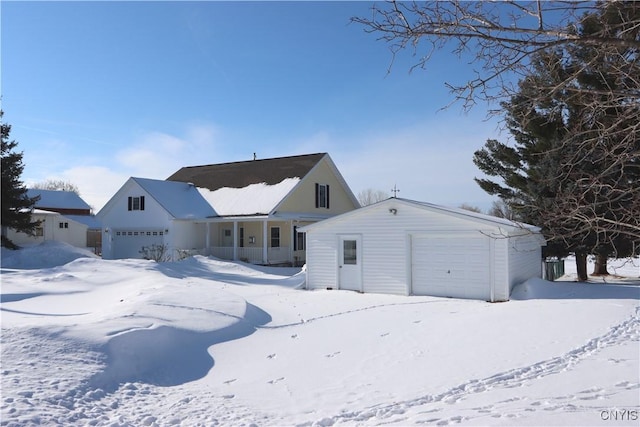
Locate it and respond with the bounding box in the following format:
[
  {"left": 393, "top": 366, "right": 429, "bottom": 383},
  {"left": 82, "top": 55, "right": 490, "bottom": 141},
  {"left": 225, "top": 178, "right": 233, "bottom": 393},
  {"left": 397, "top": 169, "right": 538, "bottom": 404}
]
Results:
[
  {"left": 27, "top": 189, "right": 91, "bottom": 210},
  {"left": 301, "top": 197, "right": 541, "bottom": 234},
  {"left": 197, "top": 177, "right": 300, "bottom": 216},
  {"left": 30, "top": 209, "right": 60, "bottom": 215},
  {"left": 65, "top": 215, "right": 102, "bottom": 229},
  {"left": 133, "top": 177, "right": 217, "bottom": 219},
  {"left": 403, "top": 198, "right": 541, "bottom": 232}
]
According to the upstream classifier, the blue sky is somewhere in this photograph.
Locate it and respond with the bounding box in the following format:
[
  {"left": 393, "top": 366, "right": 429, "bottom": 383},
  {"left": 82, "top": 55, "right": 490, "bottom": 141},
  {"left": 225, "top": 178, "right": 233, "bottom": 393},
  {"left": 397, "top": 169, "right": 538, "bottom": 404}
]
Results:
[{"left": 2, "top": 1, "right": 502, "bottom": 211}]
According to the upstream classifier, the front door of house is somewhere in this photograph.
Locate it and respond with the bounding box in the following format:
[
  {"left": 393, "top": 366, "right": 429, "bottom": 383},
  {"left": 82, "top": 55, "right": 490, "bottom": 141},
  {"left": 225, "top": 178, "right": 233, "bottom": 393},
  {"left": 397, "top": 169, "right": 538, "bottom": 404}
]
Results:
[
  {"left": 222, "top": 228, "right": 233, "bottom": 247},
  {"left": 338, "top": 235, "right": 362, "bottom": 292}
]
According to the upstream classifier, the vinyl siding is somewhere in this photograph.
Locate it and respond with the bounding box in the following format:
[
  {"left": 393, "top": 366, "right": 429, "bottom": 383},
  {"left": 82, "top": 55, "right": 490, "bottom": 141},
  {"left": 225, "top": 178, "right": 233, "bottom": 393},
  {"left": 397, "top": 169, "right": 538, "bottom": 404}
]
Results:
[
  {"left": 508, "top": 235, "right": 543, "bottom": 290},
  {"left": 306, "top": 202, "right": 505, "bottom": 296},
  {"left": 492, "top": 238, "right": 510, "bottom": 301},
  {"left": 277, "top": 158, "right": 358, "bottom": 215}
]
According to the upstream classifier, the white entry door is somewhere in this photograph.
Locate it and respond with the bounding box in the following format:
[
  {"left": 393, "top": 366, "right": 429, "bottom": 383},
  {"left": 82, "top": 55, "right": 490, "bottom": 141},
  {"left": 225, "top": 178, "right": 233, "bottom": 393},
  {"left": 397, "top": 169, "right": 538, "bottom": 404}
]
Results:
[{"left": 338, "top": 235, "right": 362, "bottom": 292}]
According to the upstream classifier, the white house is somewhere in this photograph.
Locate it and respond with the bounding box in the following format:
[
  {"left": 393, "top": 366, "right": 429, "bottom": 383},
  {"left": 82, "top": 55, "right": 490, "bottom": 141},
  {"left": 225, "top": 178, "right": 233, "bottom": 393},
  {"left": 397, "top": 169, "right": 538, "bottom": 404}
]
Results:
[
  {"left": 98, "top": 177, "right": 216, "bottom": 260},
  {"left": 5, "top": 209, "right": 88, "bottom": 249},
  {"left": 301, "top": 198, "right": 546, "bottom": 302},
  {"left": 99, "top": 153, "right": 360, "bottom": 263},
  {"left": 5, "top": 190, "right": 98, "bottom": 249}
]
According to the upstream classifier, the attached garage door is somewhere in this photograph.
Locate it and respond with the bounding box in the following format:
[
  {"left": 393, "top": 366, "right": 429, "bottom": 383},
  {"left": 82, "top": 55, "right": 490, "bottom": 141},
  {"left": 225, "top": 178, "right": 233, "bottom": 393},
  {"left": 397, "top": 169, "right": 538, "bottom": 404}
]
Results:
[
  {"left": 411, "top": 234, "right": 491, "bottom": 300},
  {"left": 113, "top": 229, "right": 164, "bottom": 259}
]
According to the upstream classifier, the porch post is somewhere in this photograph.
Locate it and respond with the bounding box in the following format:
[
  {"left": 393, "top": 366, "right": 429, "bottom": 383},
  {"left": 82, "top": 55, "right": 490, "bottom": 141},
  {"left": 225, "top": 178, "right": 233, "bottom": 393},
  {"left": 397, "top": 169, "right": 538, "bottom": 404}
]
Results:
[
  {"left": 290, "top": 221, "right": 295, "bottom": 265},
  {"left": 205, "top": 222, "right": 211, "bottom": 256},
  {"left": 263, "top": 219, "right": 268, "bottom": 264},
  {"left": 233, "top": 221, "right": 238, "bottom": 260}
]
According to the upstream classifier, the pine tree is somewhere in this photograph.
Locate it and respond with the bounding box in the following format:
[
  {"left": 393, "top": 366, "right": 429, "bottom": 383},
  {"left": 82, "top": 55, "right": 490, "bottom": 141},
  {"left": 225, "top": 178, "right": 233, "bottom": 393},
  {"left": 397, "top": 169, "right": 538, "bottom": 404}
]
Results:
[
  {"left": 1, "top": 111, "right": 40, "bottom": 248},
  {"left": 473, "top": 3, "right": 639, "bottom": 281}
]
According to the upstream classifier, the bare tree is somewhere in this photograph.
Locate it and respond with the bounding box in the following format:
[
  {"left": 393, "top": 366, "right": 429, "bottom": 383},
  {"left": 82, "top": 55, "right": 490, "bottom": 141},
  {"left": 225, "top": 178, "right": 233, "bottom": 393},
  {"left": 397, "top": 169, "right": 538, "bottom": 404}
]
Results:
[
  {"left": 357, "top": 188, "right": 390, "bottom": 206},
  {"left": 487, "top": 200, "right": 517, "bottom": 220},
  {"left": 459, "top": 203, "right": 482, "bottom": 213},
  {"left": 352, "top": 1, "right": 639, "bottom": 111},
  {"left": 354, "top": 1, "right": 640, "bottom": 268},
  {"left": 32, "top": 179, "right": 80, "bottom": 195}
]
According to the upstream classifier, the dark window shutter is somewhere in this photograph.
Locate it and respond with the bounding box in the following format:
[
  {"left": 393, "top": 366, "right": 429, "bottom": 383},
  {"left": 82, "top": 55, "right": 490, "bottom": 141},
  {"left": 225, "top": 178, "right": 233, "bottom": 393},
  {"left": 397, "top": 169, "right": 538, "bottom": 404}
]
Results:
[
  {"left": 127, "top": 197, "right": 132, "bottom": 211},
  {"left": 326, "top": 185, "right": 330, "bottom": 209},
  {"left": 293, "top": 226, "right": 298, "bottom": 251},
  {"left": 140, "top": 196, "right": 145, "bottom": 211},
  {"left": 315, "top": 183, "right": 319, "bottom": 208}
]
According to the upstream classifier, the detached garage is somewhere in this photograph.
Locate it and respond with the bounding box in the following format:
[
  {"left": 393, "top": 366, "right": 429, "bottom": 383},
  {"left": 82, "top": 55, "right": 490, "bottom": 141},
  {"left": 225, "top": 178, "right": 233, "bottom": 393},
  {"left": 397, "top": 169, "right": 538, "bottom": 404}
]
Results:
[{"left": 301, "top": 198, "right": 545, "bottom": 302}]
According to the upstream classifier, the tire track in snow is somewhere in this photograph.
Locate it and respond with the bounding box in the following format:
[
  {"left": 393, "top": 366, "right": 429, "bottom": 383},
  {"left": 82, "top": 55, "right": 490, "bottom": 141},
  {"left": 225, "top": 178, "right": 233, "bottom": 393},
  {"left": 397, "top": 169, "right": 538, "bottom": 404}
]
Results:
[{"left": 303, "top": 306, "right": 640, "bottom": 426}]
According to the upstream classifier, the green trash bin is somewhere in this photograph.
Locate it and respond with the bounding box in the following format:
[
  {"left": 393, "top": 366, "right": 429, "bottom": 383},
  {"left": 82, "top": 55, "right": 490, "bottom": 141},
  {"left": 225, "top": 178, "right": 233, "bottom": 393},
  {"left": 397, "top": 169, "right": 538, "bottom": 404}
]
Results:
[{"left": 544, "top": 259, "right": 565, "bottom": 281}]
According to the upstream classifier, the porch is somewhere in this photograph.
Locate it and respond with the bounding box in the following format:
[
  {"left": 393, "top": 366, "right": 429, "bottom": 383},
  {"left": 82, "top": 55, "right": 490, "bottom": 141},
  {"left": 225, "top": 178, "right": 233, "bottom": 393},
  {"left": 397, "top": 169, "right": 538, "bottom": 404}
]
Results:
[{"left": 199, "top": 217, "right": 308, "bottom": 266}]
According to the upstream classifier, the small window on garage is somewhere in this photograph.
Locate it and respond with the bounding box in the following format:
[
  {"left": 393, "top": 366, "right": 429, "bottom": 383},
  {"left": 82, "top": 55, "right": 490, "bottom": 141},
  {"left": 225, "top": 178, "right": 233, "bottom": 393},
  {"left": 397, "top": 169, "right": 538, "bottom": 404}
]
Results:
[
  {"left": 35, "top": 227, "right": 44, "bottom": 237},
  {"left": 59, "top": 222, "right": 68, "bottom": 229},
  {"left": 343, "top": 240, "right": 357, "bottom": 265}
]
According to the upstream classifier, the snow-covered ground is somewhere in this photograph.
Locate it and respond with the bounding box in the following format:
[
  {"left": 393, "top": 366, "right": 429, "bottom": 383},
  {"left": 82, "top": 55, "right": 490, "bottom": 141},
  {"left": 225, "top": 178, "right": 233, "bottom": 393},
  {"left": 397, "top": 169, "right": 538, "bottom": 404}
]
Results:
[{"left": 1, "top": 242, "right": 638, "bottom": 426}]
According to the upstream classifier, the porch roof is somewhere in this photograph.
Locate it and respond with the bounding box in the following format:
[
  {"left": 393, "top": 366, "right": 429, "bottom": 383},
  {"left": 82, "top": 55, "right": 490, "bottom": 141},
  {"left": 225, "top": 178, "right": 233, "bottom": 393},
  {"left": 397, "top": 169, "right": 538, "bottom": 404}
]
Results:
[{"left": 192, "top": 211, "right": 332, "bottom": 223}]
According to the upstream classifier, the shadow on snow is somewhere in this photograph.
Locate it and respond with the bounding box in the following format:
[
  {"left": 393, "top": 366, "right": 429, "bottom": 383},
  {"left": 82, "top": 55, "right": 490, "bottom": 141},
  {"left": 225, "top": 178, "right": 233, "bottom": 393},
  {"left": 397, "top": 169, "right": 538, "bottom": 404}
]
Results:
[{"left": 87, "top": 302, "right": 271, "bottom": 393}]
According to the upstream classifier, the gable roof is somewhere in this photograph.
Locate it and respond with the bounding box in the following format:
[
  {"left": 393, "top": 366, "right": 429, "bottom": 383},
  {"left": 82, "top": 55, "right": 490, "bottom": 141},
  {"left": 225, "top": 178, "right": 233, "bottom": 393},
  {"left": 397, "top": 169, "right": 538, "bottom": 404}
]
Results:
[
  {"left": 301, "top": 197, "right": 542, "bottom": 234},
  {"left": 27, "top": 189, "right": 91, "bottom": 211},
  {"left": 197, "top": 178, "right": 301, "bottom": 216},
  {"left": 166, "top": 153, "right": 326, "bottom": 191},
  {"left": 132, "top": 177, "right": 217, "bottom": 219}
]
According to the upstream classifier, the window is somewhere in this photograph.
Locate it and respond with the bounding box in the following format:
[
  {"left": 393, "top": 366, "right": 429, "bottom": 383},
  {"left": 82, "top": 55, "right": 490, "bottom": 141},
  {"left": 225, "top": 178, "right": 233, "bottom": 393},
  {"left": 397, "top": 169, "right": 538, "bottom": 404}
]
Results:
[
  {"left": 315, "top": 183, "right": 330, "bottom": 209},
  {"left": 35, "top": 227, "right": 44, "bottom": 237},
  {"left": 239, "top": 227, "right": 244, "bottom": 248},
  {"left": 343, "top": 240, "right": 357, "bottom": 265},
  {"left": 270, "top": 227, "right": 280, "bottom": 248},
  {"left": 59, "top": 222, "right": 68, "bottom": 229},
  {"left": 224, "top": 229, "right": 231, "bottom": 237},
  {"left": 127, "top": 196, "right": 145, "bottom": 211},
  {"left": 294, "top": 226, "right": 305, "bottom": 251}
]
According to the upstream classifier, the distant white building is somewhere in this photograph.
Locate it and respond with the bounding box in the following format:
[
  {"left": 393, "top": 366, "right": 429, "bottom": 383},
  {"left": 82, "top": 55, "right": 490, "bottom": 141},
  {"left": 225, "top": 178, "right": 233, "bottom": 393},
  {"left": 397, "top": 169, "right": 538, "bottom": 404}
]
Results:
[
  {"left": 302, "top": 198, "right": 546, "bottom": 302},
  {"left": 5, "top": 190, "right": 101, "bottom": 251}
]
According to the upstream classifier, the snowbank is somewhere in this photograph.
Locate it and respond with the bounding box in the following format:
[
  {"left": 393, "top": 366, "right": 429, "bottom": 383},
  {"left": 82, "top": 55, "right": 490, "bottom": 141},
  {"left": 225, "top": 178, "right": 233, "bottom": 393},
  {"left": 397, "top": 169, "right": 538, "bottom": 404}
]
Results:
[
  {"left": 1, "top": 248, "right": 638, "bottom": 426},
  {"left": 0, "top": 240, "right": 99, "bottom": 269}
]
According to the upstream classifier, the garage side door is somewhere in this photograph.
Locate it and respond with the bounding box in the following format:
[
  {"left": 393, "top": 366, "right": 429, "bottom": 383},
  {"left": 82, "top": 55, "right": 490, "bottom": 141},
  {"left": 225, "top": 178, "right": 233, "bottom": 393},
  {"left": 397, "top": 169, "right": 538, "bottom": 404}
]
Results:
[
  {"left": 411, "top": 235, "right": 491, "bottom": 300},
  {"left": 113, "top": 230, "right": 165, "bottom": 259}
]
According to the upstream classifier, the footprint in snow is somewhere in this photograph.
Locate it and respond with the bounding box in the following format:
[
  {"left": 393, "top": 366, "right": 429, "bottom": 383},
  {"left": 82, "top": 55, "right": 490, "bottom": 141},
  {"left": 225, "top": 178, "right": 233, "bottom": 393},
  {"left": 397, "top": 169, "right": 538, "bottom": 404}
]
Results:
[
  {"left": 268, "top": 377, "right": 285, "bottom": 384},
  {"left": 380, "top": 332, "right": 390, "bottom": 337},
  {"left": 224, "top": 379, "right": 237, "bottom": 384},
  {"left": 267, "top": 353, "right": 276, "bottom": 359},
  {"left": 291, "top": 334, "right": 298, "bottom": 339},
  {"left": 325, "top": 351, "right": 341, "bottom": 358}
]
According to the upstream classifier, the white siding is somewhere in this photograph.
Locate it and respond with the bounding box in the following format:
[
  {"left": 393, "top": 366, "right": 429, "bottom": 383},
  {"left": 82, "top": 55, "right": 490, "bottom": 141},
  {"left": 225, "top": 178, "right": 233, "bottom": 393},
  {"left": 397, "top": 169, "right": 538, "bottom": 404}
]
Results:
[
  {"left": 508, "top": 235, "right": 543, "bottom": 290},
  {"left": 171, "top": 221, "right": 207, "bottom": 252},
  {"left": 101, "top": 180, "right": 172, "bottom": 259},
  {"left": 492, "top": 238, "right": 510, "bottom": 302},
  {"left": 306, "top": 234, "right": 338, "bottom": 289},
  {"left": 6, "top": 213, "right": 88, "bottom": 249},
  {"left": 307, "top": 202, "right": 504, "bottom": 296}
]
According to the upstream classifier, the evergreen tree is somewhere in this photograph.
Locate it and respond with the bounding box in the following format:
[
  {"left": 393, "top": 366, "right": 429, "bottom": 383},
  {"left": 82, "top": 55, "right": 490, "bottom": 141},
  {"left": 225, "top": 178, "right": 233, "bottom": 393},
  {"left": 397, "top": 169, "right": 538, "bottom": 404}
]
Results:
[
  {"left": 473, "top": 3, "right": 639, "bottom": 281},
  {"left": 1, "top": 111, "right": 40, "bottom": 248}
]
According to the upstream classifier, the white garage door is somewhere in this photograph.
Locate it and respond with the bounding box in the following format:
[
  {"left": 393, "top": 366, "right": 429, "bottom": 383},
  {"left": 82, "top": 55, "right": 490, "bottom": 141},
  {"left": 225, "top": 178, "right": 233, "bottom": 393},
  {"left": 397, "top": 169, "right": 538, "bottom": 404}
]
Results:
[
  {"left": 113, "top": 229, "right": 165, "bottom": 259},
  {"left": 411, "top": 234, "right": 491, "bottom": 300}
]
